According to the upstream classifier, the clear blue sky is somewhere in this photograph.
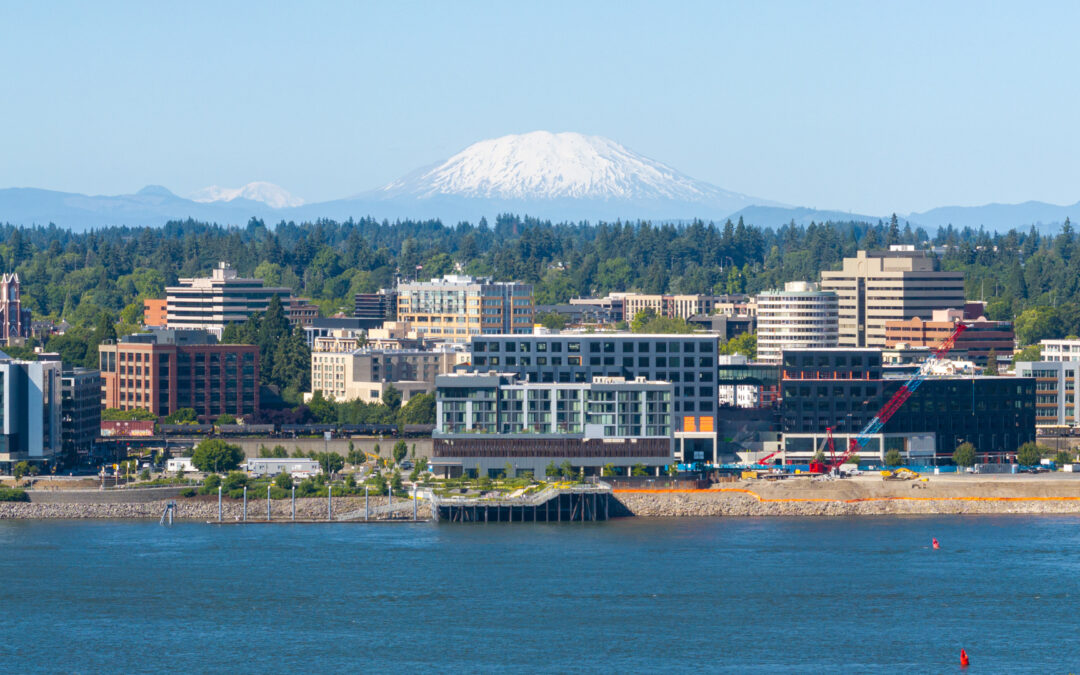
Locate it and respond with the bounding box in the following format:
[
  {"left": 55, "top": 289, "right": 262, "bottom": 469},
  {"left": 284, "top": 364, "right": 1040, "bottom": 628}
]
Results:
[{"left": 2, "top": 0, "right": 1078, "bottom": 215}]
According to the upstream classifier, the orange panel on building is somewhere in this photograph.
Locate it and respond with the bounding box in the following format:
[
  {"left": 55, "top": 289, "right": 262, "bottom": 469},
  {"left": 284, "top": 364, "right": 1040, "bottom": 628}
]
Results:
[
  {"left": 699, "top": 416, "right": 714, "bottom": 432},
  {"left": 683, "top": 416, "right": 697, "bottom": 432},
  {"left": 143, "top": 299, "right": 167, "bottom": 327}
]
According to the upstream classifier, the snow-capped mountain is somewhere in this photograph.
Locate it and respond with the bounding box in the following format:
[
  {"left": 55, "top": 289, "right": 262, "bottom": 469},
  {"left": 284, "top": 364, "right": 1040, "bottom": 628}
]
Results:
[
  {"left": 190, "top": 181, "right": 303, "bottom": 208},
  {"left": 375, "top": 131, "right": 770, "bottom": 217}
]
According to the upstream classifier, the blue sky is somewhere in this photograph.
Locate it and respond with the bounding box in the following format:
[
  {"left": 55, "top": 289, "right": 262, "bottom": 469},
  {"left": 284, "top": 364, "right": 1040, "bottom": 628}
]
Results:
[{"left": 2, "top": 0, "right": 1078, "bottom": 214}]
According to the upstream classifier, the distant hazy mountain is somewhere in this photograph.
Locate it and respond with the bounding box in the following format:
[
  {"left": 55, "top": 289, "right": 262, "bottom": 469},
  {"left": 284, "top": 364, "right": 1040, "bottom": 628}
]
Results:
[
  {"left": 0, "top": 185, "right": 279, "bottom": 230},
  {"left": 727, "top": 205, "right": 884, "bottom": 228},
  {"left": 190, "top": 181, "right": 303, "bottom": 208},
  {"left": 906, "top": 200, "right": 1080, "bottom": 231}
]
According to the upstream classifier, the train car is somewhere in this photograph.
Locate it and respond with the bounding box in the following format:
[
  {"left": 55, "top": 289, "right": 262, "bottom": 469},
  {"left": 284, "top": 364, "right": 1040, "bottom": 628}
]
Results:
[
  {"left": 403, "top": 424, "right": 435, "bottom": 436},
  {"left": 217, "top": 423, "right": 276, "bottom": 436},
  {"left": 160, "top": 424, "right": 214, "bottom": 435}
]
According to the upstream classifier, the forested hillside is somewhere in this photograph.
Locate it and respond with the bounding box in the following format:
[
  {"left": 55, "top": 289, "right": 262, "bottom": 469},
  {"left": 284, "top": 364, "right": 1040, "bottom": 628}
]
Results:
[{"left": 1, "top": 214, "right": 1077, "bottom": 353}]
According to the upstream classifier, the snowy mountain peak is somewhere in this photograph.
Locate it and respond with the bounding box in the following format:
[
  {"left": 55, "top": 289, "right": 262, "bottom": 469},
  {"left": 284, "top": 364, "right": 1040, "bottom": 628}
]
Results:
[
  {"left": 190, "top": 181, "right": 303, "bottom": 208},
  {"left": 378, "top": 131, "right": 753, "bottom": 204}
]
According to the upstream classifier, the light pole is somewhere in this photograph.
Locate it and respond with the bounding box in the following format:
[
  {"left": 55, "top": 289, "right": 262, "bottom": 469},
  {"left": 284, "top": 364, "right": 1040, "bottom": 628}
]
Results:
[
  {"left": 267, "top": 483, "right": 271, "bottom": 521},
  {"left": 218, "top": 484, "right": 222, "bottom": 522}
]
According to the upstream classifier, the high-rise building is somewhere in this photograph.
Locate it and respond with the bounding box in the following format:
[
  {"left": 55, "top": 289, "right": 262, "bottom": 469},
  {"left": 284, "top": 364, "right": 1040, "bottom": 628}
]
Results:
[
  {"left": 820, "top": 250, "right": 965, "bottom": 348},
  {"left": 1013, "top": 361, "right": 1080, "bottom": 428},
  {"left": 0, "top": 352, "right": 62, "bottom": 470},
  {"left": 396, "top": 275, "right": 533, "bottom": 341},
  {"left": 98, "top": 329, "right": 259, "bottom": 421},
  {"left": 755, "top": 282, "right": 838, "bottom": 364},
  {"left": 165, "top": 262, "right": 293, "bottom": 338},
  {"left": 61, "top": 367, "right": 102, "bottom": 462},
  {"left": 0, "top": 273, "right": 31, "bottom": 344}
]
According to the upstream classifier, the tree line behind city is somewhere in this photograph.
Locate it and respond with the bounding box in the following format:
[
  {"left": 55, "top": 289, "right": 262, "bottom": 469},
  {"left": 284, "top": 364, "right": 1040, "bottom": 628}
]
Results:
[{"left": 2, "top": 213, "right": 1078, "bottom": 366}]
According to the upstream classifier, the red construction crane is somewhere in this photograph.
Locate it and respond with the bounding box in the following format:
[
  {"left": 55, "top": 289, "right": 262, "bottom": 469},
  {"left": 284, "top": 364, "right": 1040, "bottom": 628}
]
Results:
[{"left": 826, "top": 323, "right": 968, "bottom": 471}]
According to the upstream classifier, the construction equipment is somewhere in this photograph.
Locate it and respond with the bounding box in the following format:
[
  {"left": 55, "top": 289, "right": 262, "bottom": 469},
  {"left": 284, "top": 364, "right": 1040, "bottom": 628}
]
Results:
[
  {"left": 881, "top": 468, "right": 920, "bottom": 481},
  {"left": 827, "top": 323, "right": 968, "bottom": 472}
]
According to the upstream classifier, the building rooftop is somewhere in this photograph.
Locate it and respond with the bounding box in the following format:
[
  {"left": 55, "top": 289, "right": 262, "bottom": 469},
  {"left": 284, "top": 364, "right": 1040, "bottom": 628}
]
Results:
[{"left": 120, "top": 329, "right": 219, "bottom": 346}]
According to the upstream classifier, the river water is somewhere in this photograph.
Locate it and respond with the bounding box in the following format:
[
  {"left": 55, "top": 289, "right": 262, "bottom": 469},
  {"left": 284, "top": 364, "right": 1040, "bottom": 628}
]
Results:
[{"left": 1, "top": 515, "right": 1077, "bottom": 673}]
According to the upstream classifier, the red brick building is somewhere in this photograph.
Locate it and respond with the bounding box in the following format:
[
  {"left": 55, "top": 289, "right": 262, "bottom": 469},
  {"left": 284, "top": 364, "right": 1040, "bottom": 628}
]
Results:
[
  {"left": 99, "top": 329, "right": 259, "bottom": 421},
  {"left": 884, "top": 308, "right": 1014, "bottom": 367}
]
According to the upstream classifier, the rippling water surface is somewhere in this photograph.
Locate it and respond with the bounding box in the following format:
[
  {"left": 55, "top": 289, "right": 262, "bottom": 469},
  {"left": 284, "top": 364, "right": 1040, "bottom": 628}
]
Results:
[{"left": 1, "top": 515, "right": 1077, "bottom": 673}]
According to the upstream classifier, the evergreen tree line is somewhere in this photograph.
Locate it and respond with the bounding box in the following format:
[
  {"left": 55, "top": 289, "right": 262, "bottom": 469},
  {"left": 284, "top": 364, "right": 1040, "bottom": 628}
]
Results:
[{"left": 3, "top": 214, "right": 1080, "bottom": 349}]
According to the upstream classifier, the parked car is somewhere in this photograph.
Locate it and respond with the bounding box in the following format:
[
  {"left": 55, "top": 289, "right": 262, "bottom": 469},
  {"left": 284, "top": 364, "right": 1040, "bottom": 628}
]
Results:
[{"left": 400, "top": 461, "right": 414, "bottom": 470}]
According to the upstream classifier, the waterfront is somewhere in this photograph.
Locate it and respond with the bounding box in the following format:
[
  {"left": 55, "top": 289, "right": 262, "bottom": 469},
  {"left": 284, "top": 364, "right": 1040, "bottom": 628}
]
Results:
[{"left": 2, "top": 517, "right": 1079, "bottom": 673}]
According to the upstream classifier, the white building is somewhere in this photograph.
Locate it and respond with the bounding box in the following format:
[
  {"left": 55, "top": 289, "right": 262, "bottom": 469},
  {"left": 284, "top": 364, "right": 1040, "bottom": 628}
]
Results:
[
  {"left": 755, "top": 282, "right": 839, "bottom": 364},
  {"left": 0, "top": 353, "right": 62, "bottom": 470},
  {"left": 1038, "top": 340, "right": 1080, "bottom": 363},
  {"left": 1014, "top": 360, "right": 1080, "bottom": 428},
  {"left": 245, "top": 458, "right": 320, "bottom": 478},
  {"left": 166, "top": 262, "right": 294, "bottom": 338},
  {"left": 166, "top": 457, "right": 198, "bottom": 473}
]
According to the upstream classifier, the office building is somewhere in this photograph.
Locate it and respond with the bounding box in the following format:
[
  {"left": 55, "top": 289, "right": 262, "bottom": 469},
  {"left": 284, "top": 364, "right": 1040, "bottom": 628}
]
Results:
[
  {"left": 0, "top": 352, "right": 62, "bottom": 470},
  {"left": 622, "top": 293, "right": 723, "bottom": 321},
  {"left": 687, "top": 314, "right": 755, "bottom": 341},
  {"left": 884, "top": 308, "right": 1014, "bottom": 366},
  {"left": 396, "top": 274, "right": 533, "bottom": 340},
  {"left": 303, "top": 318, "right": 372, "bottom": 349},
  {"left": 468, "top": 333, "right": 719, "bottom": 462},
  {"left": 61, "top": 367, "right": 101, "bottom": 462},
  {"left": 432, "top": 372, "right": 674, "bottom": 477},
  {"left": 165, "top": 262, "right": 293, "bottom": 338},
  {"left": 0, "top": 273, "right": 31, "bottom": 344},
  {"left": 354, "top": 291, "right": 397, "bottom": 321},
  {"left": 820, "top": 250, "right": 965, "bottom": 348},
  {"left": 308, "top": 346, "right": 466, "bottom": 404},
  {"left": 569, "top": 294, "right": 627, "bottom": 323},
  {"left": 755, "top": 282, "right": 838, "bottom": 363},
  {"left": 143, "top": 299, "right": 168, "bottom": 327},
  {"left": 99, "top": 329, "right": 259, "bottom": 421},
  {"left": 287, "top": 299, "right": 319, "bottom": 327},
  {"left": 779, "top": 349, "right": 1035, "bottom": 461},
  {"left": 534, "top": 303, "right": 620, "bottom": 327}
]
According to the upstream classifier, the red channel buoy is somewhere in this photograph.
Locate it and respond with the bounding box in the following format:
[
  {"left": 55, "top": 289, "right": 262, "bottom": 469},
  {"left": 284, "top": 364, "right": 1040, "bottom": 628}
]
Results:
[
  {"left": 960, "top": 648, "right": 970, "bottom": 667},
  {"left": 932, "top": 538, "right": 940, "bottom": 550}
]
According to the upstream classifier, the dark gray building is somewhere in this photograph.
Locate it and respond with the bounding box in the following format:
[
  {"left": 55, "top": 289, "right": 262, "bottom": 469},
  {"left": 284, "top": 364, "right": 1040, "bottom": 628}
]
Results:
[
  {"left": 354, "top": 291, "right": 397, "bottom": 322},
  {"left": 61, "top": 367, "right": 101, "bottom": 463}
]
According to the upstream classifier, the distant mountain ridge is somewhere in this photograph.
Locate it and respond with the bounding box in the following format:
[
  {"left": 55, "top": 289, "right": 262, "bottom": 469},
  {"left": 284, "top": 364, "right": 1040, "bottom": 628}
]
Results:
[{"left": 0, "top": 131, "right": 1078, "bottom": 230}]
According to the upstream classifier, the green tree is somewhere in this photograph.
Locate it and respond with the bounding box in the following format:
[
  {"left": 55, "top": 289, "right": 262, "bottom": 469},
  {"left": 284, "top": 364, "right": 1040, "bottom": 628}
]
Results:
[
  {"left": 536, "top": 311, "right": 568, "bottom": 330},
  {"left": 667, "top": 462, "right": 678, "bottom": 477},
  {"left": 222, "top": 471, "right": 247, "bottom": 491},
  {"left": 560, "top": 460, "right": 575, "bottom": 479},
  {"left": 191, "top": 439, "right": 245, "bottom": 473},
  {"left": 884, "top": 449, "right": 904, "bottom": 467},
  {"left": 1014, "top": 306, "right": 1063, "bottom": 345},
  {"left": 601, "top": 462, "right": 616, "bottom": 477},
  {"left": 316, "top": 452, "right": 345, "bottom": 476},
  {"left": 1054, "top": 450, "right": 1073, "bottom": 466},
  {"left": 163, "top": 408, "right": 198, "bottom": 424},
  {"left": 1013, "top": 344, "right": 1041, "bottom": 363},
  {"left": 1017, "top": 442, "right": 1045, "bottom": 466},
  {"left": 370, "top": 471, "right": 387, "bottom": 494},
  {"left": 392, "top": 440, "right": 408, "bottom": 465},
  {"left": 382, "top": 384, "right": 402, "bottom": 410},
  {"left": 720, "top": 333, "right": 757, "bottom": 360},
  {"left": 102, "top": 408, "right": 156, "bottom": 421},
  {"left": 391, "top": 470, "right": 404, "bottom": 492},
  {"left": 274, "top": 472, "right": 294, "bottom": 489},
  {"left": 215, "top": 413, "right": 237, "bottom": 425},
  {"left": 952, "top": 442, "right": 977, "bottom": 467},
  {"left": 983, "top": 349, "right": 999, "bottom": 375},
  {"left": 397, "top": 393, "right": 435, "bottom": 425},
  {"left": 631, "top": 463, "right": 648, "bottom": 477},
  {"left": 545, "top": 461, "right": 559, "bottom": 479}
]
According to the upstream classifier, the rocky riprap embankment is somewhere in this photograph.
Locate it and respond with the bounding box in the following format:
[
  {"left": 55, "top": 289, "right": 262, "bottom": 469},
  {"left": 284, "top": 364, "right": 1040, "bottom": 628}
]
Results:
[
  {"left": 0, "top": 495, "right": 430, "bottom": 521},
  {"left": 613, "top": 490, "right": 1080, "bottom": 517}
]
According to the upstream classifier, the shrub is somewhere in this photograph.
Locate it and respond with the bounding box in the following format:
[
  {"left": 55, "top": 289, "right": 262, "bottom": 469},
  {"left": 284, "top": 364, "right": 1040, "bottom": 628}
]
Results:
[
  {"left": 179, "top": 487, "right": 197, "bottom": 498},
  {"left": 884, "top": 449, "right": 904, "bottom": 467},
  {"left": 1017, "top": 442, "right": 1044, "bottom": 467},
  {"left": 274, "top": 472, "right": 294, "bottom": 489},
  {"left": 203, "top": 473, "right": 222, "bottom": 490},
  {"left": 222, "top": 471, "right": 247, "bottom": 492},
  {"left": 0, "top": 488, "right": 30, "bottom": 502}
]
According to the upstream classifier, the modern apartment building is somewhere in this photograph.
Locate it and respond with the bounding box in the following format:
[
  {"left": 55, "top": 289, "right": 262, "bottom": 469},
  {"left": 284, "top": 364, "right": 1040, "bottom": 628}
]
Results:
[
  {"left": 884, "top": 309, "right": 1014, "bottom": 366},
  {"left": 1038, "top": 340, "right": 1080, "bottom": 362},
  {"left": 432, "top": 372, "right": 674, "bottom": 477},
  {"left": 0, "top": 352, "right": 62, "bottom": 469},
  {"left": 396, "top": 275, "right": 533, "bottom": 341},
  {"left": 1014, "top": 361, "right": 1080, "bottom": 428},
  {"left": 755, "top": 282, "right": 838, "bottom": 364},
  {"left": 0, "top": 273, "right": 31, "bottom": 344},
  {"left": 820, "top": 250, "right": 965, "bottom": 348},
  {"left": 468, "top": 333, "right": 719, "bottom": 462},
  {"left": 61, "top": 367, "right": 102, "bottom": 462},
  {"left": 165, "top": 262, "right": 293, "bottom": 338},
  {"left": 308, "top": 346, "right": 466, "bottom": 404},
  {"left": 99, "top": 329, "right": 259, "bottom": 421}
]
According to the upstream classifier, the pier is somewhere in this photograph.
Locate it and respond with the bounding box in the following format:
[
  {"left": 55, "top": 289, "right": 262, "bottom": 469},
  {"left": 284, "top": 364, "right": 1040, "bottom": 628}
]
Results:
[{"left": 431, "top": 484, "right": 613, "bottom": 523}]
